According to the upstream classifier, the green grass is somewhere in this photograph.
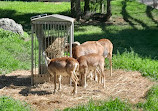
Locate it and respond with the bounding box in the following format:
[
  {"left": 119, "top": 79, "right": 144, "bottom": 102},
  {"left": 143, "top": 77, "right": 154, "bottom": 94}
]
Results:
[
  {"left": 112, "top": 50, "right": 158, "bottom": 80},
  {"left": 0, "top": 29, "right": 31, "bottom": 74},
  {"left": 0, "top": 0, "right": 158, "bottom": 111},
  {"left": 73, "top": 0, "right": 158, "bottom": 80},
  {"left": 63, "top": 85, "right": 158, "bottom": 111},
  {"left": 136, "top": 85, "right": 158, "bottom": 111},
  {"left": 0, "top": 1, "right": 71, "bottom": 32},
  {"left": 63, "top": 98, "right": 133, "bottom": 111},
  {"left": 0, "top": 96, "right": 32, "bottom": 111}
]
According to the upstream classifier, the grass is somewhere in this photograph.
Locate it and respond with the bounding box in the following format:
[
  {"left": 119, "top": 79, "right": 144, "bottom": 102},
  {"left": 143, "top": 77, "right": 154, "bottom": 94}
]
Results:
[
  {"left": 0, "top": 96, "right": 32, "bottom": 111},
  {"left": 63, "top": 85, "right": 158, "bottom": 111},
  {"left": 0, "top": 0, "right": 158, "bottom": 110},
  {"left": 112, "top": 50, "right": 158, "bottom": 80},
  {"left": 62, "top": 85, "right": 158, "bottom": 111},
  {"left": 0, "top": 29, "right": 31, "bottom": 74},
  {"left": 136, "top": 85, "right": 158, "bottom": 111},
  {"left": 73, "top": 0, "right": 158, "bottom": 80},
  {"left": 63, "top": 98, "right": 133, "bottom": 111},
  {"left": 0, "top": 1, "right": 71, "bottom": 32}
]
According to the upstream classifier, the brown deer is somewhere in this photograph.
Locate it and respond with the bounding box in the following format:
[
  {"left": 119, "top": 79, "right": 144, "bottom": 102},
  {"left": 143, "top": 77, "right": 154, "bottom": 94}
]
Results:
[
  {"left": 77, "top": 53, "right": 105, "bottom": 88},
  {"left": 72, "top": 39, "right": 113, "bottom": 76},
  {"left": 98, "top": 39, "right": 113, "bottom": 76},
  {"left": 46, "top": 56, "right": 79, "bottom": 94}
]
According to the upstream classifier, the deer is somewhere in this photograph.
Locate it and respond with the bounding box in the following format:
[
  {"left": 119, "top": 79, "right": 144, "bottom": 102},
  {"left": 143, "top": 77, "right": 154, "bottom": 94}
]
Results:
[
  {"left": 72, "top": 39, "right": 113, "bottom": 76},
  {"left": 98, "top": 39, "right": 113, "bottom": 76},
  {"left": 64, "top": 39, "right": 113, "bottom": 86},
  {"left": 43, "top": 52, "right": 79, "bottom": 94},
  {"left": 77, "top": 53, "right": 105, "bottom": 88}
]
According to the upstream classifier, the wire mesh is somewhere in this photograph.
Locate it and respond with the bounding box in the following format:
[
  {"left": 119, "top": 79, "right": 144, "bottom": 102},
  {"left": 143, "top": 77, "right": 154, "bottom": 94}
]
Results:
[{"left": 32, "top": 21, "right": 72, "bottom": 76}]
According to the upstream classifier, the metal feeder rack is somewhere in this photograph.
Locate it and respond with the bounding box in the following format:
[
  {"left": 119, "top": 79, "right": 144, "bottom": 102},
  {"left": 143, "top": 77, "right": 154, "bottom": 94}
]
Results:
[{"left": 31, "top": 14, "right": 75, "bottom": 85}]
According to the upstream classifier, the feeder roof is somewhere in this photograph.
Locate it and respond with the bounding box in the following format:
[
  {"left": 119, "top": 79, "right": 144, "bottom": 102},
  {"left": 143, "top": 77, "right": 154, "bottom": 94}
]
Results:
[{"left": 31, "top": 14, "right": 75, "bottom": 23}]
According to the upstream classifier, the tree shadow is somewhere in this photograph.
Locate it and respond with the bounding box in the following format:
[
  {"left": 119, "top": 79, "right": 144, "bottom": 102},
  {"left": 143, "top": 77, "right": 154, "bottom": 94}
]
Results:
[
  {"left": 0, "top": 74, "right": 31, "bottom": 89},
  {"left": 0, "top": 9, "right": 71, "bottom": 33},
  {"left": 74, "top": 21, "right": 113, "bottom": 40},
  {"left": 0, "top": 74, "right": 52, "bottom": 96},
  {"left": 19, "top": 87, "right": 52, "bottom": 96},
  {"left": 1, "top": 5, "right": 157, "bottom": 59},
  {"left": 121, "top": 0, "right": 137, "bottom": 29},
  {"left": 146, "top": 6, "right": 158, "bottom": 26},
  {"left": 74, "top": 26, "right": 158, "bottom": 59},
  {"left": 121, "top": 0, "right": 149, "bottom": 29}
]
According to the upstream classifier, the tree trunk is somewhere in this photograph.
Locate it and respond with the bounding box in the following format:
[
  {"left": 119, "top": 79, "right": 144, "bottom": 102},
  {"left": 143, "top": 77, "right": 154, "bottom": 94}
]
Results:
[
  {"left": 76, "top": 0, "right": 81, "bottom": 20},
  {"left": 106, "top": 0, "right": 112, "bottom": 20},
  {"left": 100, "top": 0, "right": 104, "bottom": 13},
  {"left": 84, "top": 0, "right": 90, "bottom": 13},
  {"left": 71, "top": 0, "right": 76, "bottom": 18},
  {"left": 71, "top": 0, "right": 81, "bottom": 20}
]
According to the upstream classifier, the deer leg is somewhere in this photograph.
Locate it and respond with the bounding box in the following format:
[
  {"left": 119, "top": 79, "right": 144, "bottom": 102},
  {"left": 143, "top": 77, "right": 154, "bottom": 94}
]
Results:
[
  {"left": 54, "top": 72, "right": 57, "bottom": 94},
  {"left": 58, "top": 75, "right": 61, "bottom": 91},
  {"left": 83, "top": 68, "right": 88, "bottom": 88},
  {"left": 103, "top": 73, "right": 105, "bottom": 88},
  {"left": 101, "top": 65, "right": 105, "bottom": 88},
  {"left": 74, "top": 68, "right": 79, "bottom": 94},
  {"left": 109, "top": 56, "right": 112, "bottom": 76},
  {"left": 70, "top": 72, "right": 77, "bottom": 94},
  {"left": 89, "top": 70, "right": 93, "bottom": 81},
  {"left": 73, "top": 71, "right": 79, "bottom": 81},
  {"left": 102, "top": 71, "right": 105, "bottom": 88},
  {"left": 96, "top": 68, "right": 101, "bottom": 84},
  {"left": 94, "top": 70, "right": 98, "bottom": 82}
]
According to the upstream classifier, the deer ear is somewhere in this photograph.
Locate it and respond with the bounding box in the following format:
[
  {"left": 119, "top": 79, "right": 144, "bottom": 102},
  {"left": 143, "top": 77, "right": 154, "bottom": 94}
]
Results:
[
  {"left": 46, "top": 57, "right": 51, "bottom": 65},
  {"left": 103, "top": 50, "right": 108, "bottom": 58},
  {"left": 72, "top": 41, "right": 80, "bottom": 47},
  {"left": 43, "top": 51, "right": 51, "bottom": 67},
  {"left": 65, "top": 41, "right": 80, "bottom": 49}
]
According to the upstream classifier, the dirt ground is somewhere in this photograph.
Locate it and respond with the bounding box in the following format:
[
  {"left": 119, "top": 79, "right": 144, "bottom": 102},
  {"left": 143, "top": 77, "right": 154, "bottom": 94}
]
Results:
[{"left": 0, "top": 70, "right": 155, "bottom": 111}]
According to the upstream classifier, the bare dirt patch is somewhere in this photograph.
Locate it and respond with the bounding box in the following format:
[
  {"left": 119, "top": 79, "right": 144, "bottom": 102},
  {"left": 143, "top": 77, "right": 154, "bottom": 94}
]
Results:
[{"left": 0, "top": 70, "right": 155, "bottom": 111}]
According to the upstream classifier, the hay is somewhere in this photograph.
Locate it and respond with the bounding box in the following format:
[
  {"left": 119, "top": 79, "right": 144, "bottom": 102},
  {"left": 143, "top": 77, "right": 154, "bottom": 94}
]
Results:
[
  {"left": 45, "top": 37, "right": 66, "bottom": 58},
  {"left": 0, "top": 70, "right": 155, "bottom": 111}
]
